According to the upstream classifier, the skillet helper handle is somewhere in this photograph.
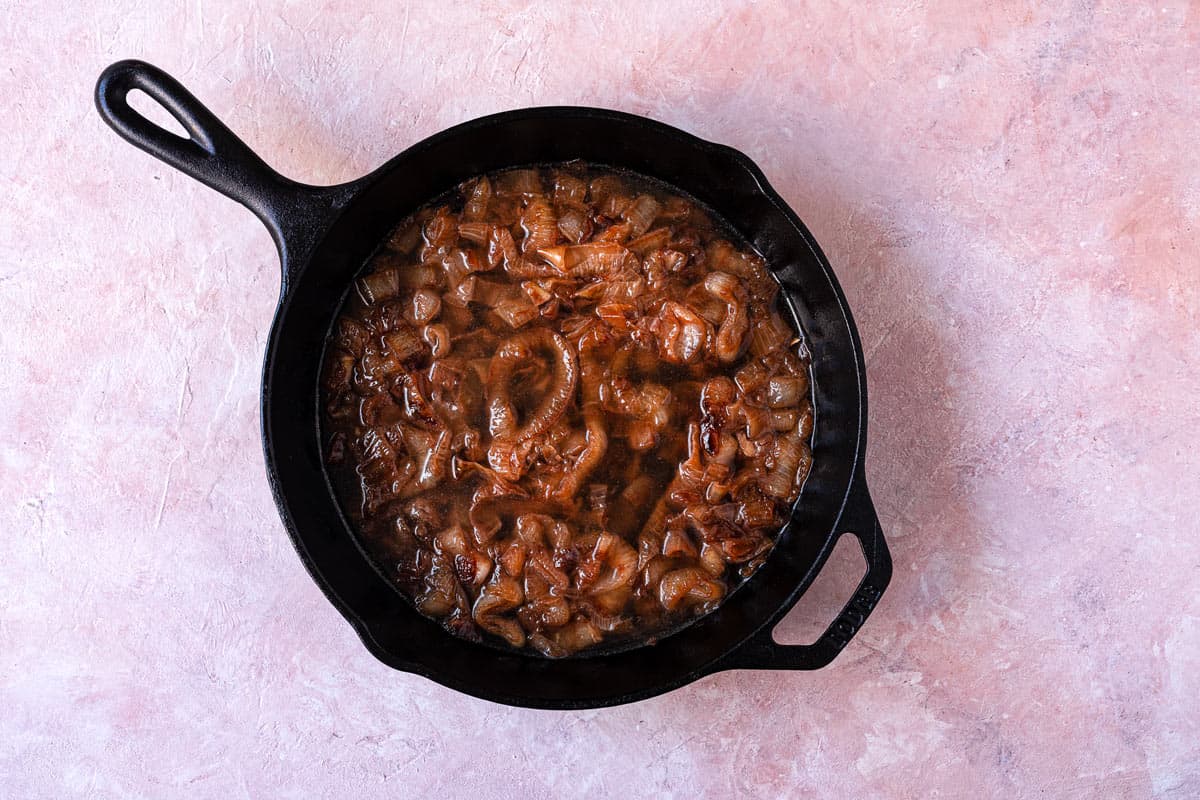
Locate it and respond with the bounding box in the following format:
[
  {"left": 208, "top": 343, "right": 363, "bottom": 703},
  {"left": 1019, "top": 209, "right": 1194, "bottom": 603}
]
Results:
[
  {"left": 719, "top": 472, "right": 892, "bottom": 671},
  {"left": 94, "top": 59, "right": 349, "bottom": 281}
]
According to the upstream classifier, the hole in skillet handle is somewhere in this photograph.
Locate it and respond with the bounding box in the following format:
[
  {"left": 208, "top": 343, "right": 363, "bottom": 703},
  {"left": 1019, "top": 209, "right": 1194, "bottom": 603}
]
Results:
[
  {"left": 126, "top": 88, "right": 193, "bottom": 140},
  {"left": 712, "top": 472, "right": 893, "bottom": 671},
  {"left": 773, "top": 531, "right": 868, "bottom": 646}
]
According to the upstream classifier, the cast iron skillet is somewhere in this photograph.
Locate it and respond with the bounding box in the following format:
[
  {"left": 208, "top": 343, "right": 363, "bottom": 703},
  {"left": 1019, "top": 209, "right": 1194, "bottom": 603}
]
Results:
[{"left": 95, "top": 59, "right": 892, "bottom": 709}]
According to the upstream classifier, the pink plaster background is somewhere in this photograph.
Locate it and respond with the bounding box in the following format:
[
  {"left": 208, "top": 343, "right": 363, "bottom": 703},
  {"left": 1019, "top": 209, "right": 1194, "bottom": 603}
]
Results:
[{"left": 2, "top": 1, "right": 1199, "bottom": 797}]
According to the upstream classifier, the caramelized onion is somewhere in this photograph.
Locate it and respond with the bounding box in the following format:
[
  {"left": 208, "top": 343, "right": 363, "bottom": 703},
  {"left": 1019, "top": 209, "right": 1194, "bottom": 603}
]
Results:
[
  {"left": 462, "top": 176, "right": 492, "bottom": 222},
  {"left": 323, "top": 165, "right": 811, "bottom": 657},
  {"left": 622, "top": 194, "right": 661, "bottom": 238}
]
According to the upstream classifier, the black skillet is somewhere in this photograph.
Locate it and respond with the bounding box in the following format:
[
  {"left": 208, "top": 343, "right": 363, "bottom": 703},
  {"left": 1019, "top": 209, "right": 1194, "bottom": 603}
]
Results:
[{"left": 95, "top": 59, "right": 892, "bottom": 709}]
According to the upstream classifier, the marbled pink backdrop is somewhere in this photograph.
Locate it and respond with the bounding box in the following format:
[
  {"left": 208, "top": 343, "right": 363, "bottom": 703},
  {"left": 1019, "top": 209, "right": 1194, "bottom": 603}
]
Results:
[{"left": 2, "top": 1, "right": 1198, "bottom": 797}]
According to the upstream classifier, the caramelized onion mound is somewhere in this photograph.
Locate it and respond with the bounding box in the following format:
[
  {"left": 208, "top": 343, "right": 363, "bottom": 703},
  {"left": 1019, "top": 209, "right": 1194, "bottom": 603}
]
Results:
[{"left": 322, "top": 165, "right": 813, "bottom": 657}]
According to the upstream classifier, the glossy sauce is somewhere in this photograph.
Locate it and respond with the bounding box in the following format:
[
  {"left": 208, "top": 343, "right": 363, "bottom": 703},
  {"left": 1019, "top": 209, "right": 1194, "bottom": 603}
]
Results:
[{"left": 322, "top": 165, "right": 813, "bottom": 657}]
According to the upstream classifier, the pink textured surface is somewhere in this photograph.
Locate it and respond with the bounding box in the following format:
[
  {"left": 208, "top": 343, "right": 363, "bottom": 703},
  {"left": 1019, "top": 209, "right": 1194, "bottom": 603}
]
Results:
[{"left": 2, "top": 2, "right": 1199, "bottom": 797}]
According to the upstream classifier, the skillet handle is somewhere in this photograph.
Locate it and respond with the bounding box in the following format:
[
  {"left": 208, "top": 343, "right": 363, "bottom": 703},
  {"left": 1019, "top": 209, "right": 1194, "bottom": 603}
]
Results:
[
  {"left": 94, "top": 59, "right": 351, "bottom": 287},
  {"left": 716, "top": 472, "right": 893, "bottom": 671}
]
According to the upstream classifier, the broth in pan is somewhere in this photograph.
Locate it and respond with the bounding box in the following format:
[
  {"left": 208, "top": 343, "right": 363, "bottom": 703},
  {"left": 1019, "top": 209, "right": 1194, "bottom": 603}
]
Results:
[{"left": 322, "top": 165, "right": 812, "bottom": 657}]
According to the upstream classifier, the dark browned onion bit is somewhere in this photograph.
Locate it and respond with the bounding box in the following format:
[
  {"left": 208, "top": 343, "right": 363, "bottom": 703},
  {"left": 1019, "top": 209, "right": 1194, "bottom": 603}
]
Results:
[{"left": 321, "top": 165, "right": 812, "bottom": 656}]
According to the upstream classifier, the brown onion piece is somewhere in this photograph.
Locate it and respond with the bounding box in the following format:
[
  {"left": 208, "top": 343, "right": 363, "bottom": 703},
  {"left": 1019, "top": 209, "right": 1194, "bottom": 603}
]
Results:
[
  {"left": 707, "top": 241, "right": 776, "bottom": 303},
  {"left": 387, "top": 221, "right": 422, "bottom": 254},
  {"left": 663, "top": 525, "right": 699, "bottom": 559},
  {"left": 704, "top": 271, "right": 750, "bottom": 363},
  {"left": 519, "top": 280, "right": 555, "bottom": 307},
  {"left": 422, "top": 207, "right": 459, "bottom": 259},
  {"left": 699, "top": 543, "right": 726, "bottom": 577},
  {"left": 417, "top": 562, "right": 464, "bottom": 617},
  {"left": 549, "top": 618, "right": 603, "bottom": 655},
  {"left": 503, "top": 257, "right": 561, "bottom": 279},
  {"left": 595, "top": 301, "right": 637, "bottom": 332},
  {"left": 463, "top": 176, "right": 492, "bottom": 222},
  {"left": 495, "top": 169, "right": 542, "bottom": 196},
  {"left": 457, "top": 221, "right": 493, "bottom": 244},
  {"left": 622, "top": 194, "right": 661, "bottom": 238},
  {"left": 553, "top": 338, "right": 609, "bottom": 501},
  {"left": 537, "top": 242, "right": 632, "bottom": 278},
  {"left": 382, "top": 325, "right": 425, "bottom": 363},
  {"left": 553, "top": 172, "right": 588, "bottom": 209},
  {"left": 473, "top": 574, "right": 526, "bottom": 648},
  {"left": 492, "top": 297, "right": 540, "bottom": 329},
  {"left": 333, "top": 318, "right": 370, "bottom": 356},
  {"left": 600, "top": 194, "right": 632, "bottom": 220},
  {"left": 413, "top": 428, "right": 453, "bottom": 490},
  {"left": 487, "top": 225, "right": 519, "bottom": 270},
  {"left": 748, "top": 311, "right": 793, "bottom": 357},
  {"left": 580, "top": 532, "right": 638, "bottom": 595},
  {"left": 557, "top": 208, "right": 592, "bottom": 244},
  {"left": 406, "top": 288, "right": 442, "bottom": 325},
  {"left": 486, "top": 329, "right": 579, "bottom": 446},
  {"left": 797, "top": 402, "right": 814, "bottom": 440},
  {"left": 588, "top": 175, "right": 625, "bottom": 207},
  {"left": 520, "top": 196, "right": 559, "bottom": 254},
  {"left": 606, "top": 475, "right": 657, "bottom": 540},
  {"left": 651, "top": 301, "right": 712, "bottom": 365},
  {"left": 422, "top": 324, "right": 452, "bottom": 358},
  {"left": 627, "top": 227, "right": 672, "bottom": 256},
  {"left": 356, "top": 269, "right": 401, "bottom": 305},
  {"left": 643, "top": 248, "right": 688, "bottom": 287},
  {"left": 593, "top": 220, "right": 632, "bottom": 242},
  {"left": 765, "top": 375, "right": 807, "bottom": 408},
  {"left": 658, "top": 567, "right": 726, "bottom": 611},
  {"left": 761, "top": 431, "right": 810, "bottom": 499}
]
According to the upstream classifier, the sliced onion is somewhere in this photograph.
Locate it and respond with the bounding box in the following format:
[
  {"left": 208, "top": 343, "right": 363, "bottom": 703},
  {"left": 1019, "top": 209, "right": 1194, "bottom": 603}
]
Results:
[
  {"left": 462, "top": 176, "right": 492, "bottom": 221},
  {"left": 520, "top": 281, "right": 554, "bottom": 306},
  {"left": 765, "top": 375, "right": 807, "bottom": 408},
  {"left": 423, "top": 324, "right": 452, "bottom": 358},
  {"left": 386, "top": 221, "right": 422, "bottom": 254},
  {"left": 457, "top": 221, "right": 492, "bottom": 244},
  {"left": 356, "top": 269, "right": 400, "bottom": 304},
  {"left": 406, "top": 288, "right": 442, "bottom": 325},
  {"left": 556, "top": 208, "right": 591, "bottom": 244},
  {"left": 622, "top": 194, "right": 661, "bottom": 238},
  {"left": 769, "top": 408, "right": 800, "bottom": 432},
  {"left": 553, "top": 173, "right": 588, "bottom": 209},
  {"left": 495, "top": 168, "right": 542, "bottom": 196},
  {"left": 382, "top": 325, "right": 425, "bottom": 362},
  {"left": 749, "top": 314, "right": 793, "bottom": 357},
  {"left": 626, "top": 226, "right": 671, "bottom": 256},
  {"left": 471, "top": 277, "right": 513, "bottom": 307},
  {"left": 486, "top": 226, "right": 518, "bottom": 269},
  {"left": 493, "top": 297, "right": 539, "bottom": 329},
  {"left": 444, "top": 275, "right": 476, "bottom": 308},
  {"left": 519, "top": 196, "right": 558, "bottom": 254}
]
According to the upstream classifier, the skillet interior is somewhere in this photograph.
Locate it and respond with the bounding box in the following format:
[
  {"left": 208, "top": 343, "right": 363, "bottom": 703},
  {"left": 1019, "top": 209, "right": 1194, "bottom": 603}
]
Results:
[{"left": 261, "top": 109, "right": 867, "bottom": 707}]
